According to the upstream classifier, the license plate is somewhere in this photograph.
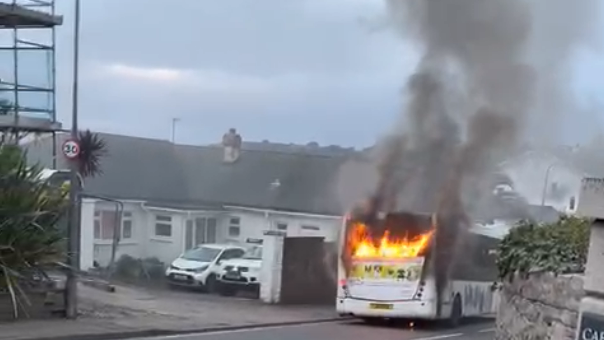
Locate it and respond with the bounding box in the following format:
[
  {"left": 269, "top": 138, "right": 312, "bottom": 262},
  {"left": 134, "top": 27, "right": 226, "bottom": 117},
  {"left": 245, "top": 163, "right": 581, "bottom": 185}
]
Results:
[
  {"left": 173, "top": 274, "right": 188, "bottom": 281},
  {"left": 369, "top": 303, "right": 393, "bottom": 310},
  {"left": 224, "top": 272, "right": 241, "bottom": 280}
]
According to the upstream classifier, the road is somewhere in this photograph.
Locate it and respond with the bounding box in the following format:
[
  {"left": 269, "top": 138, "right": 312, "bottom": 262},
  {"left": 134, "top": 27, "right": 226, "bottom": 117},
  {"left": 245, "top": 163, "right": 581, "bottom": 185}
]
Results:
[{"left": 133, "top": 319, "right": 495, "bottom": 340}]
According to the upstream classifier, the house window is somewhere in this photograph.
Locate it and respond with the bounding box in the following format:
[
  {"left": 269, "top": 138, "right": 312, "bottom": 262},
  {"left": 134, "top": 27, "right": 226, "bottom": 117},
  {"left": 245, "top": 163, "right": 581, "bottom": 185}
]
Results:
[
  {"left": 301, "top": 225, "right": 320, "bottom": 231},
  {"left": 229, "top": 217, "right": 241, "bottom": 237},
  {"left": 122, "top": 212, "right": 133, "bottom": 239},
  {"left": 94, "top": 211, "right": 101, "bottom": 239},
  {"left": 155, "top": 215, "right": 172, "bottom": 237},
  {"left": 276, "top": 223, "right": 288, "bottom": 231},
  {"left": 569, "top": 196, "right": 576, "bottom": 211},
  {"left": 94, "top": 210, "right": 134, "bottom": 241},
  {"left": 94, "top": 210, "right": 117, "bottom": 240}
]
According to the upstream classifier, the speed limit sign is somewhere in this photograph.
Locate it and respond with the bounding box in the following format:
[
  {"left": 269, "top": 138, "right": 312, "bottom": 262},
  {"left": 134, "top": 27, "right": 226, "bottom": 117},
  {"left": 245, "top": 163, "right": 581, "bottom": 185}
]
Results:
[{"left": 62, "top": 139, "right": 80, "bottom": 160}]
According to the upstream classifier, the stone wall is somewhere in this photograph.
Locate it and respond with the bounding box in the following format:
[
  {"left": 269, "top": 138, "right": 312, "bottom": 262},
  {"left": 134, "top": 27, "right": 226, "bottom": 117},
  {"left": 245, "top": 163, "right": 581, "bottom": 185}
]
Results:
[{"left": 496, "top": 272, "right": 584, "bottom": 340}]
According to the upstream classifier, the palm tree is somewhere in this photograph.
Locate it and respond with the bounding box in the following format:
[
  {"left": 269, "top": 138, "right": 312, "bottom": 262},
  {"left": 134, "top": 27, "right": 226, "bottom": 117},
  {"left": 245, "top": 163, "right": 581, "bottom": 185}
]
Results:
[
  {"left": 75, "top": 130, "right": 107, "bottom": 178},
  {"left": 0, "top": 143, "right": 68, "bottom": 319}
]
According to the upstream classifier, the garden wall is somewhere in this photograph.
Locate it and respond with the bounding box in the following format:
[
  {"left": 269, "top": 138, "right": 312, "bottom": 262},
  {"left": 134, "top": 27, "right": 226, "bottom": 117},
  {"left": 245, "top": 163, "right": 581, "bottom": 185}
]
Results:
[{"left": 496, "top": 271, "right": 584, "bottom": 340}]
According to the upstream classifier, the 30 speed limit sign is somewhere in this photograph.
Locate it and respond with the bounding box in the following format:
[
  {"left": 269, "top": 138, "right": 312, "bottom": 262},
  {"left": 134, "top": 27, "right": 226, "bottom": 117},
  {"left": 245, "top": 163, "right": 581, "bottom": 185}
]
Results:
[{"left": 62, "top": 139, "right": 80, "bottom": 160}]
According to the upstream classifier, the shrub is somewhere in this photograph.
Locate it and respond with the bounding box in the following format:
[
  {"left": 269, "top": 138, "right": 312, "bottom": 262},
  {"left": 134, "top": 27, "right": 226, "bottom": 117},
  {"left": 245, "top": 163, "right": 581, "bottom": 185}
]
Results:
[
  {"left": 0, "top": 144, "right": 68, "bottom": 318},
  {"left": 496, "top": 215, "right": 590, "bottom": 280},
  {"left": 114, "top": 255, "right": 165, "bottom": 282}
]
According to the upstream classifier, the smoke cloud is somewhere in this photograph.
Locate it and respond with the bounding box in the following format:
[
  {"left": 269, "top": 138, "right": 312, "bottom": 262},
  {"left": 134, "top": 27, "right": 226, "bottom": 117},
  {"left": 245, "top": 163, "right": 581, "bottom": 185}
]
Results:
[{"left": 339, "top": 0, "right": 600, "bottom": 315}]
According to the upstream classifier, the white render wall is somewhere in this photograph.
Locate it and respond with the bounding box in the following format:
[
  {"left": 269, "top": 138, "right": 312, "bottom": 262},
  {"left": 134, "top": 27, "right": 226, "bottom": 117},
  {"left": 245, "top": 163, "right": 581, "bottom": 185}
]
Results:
[
  {"left": 79, "top": 198, "right": 95, "bottom": 271},
  {"left": 260, "top": 231, "right": 285, "bottom": 303},
  {"left": 82, "top": 200, "right": 342, "bottom": 268}
]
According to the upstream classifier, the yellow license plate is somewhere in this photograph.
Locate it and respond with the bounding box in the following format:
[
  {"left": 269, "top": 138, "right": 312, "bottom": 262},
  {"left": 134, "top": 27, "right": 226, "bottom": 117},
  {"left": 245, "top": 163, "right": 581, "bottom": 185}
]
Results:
[{"left": 369, "top": 303, "right": 393, "bottom": 310}]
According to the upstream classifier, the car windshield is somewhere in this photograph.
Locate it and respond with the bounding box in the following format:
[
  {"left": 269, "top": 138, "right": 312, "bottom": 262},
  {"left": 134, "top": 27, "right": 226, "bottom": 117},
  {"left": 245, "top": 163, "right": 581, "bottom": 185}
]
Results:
[
  {"left": 243, "top": 246, "right": 262, "bottom": 259},
  {"left": 181, "top": 246, "right": 221, "bottom": 262}
]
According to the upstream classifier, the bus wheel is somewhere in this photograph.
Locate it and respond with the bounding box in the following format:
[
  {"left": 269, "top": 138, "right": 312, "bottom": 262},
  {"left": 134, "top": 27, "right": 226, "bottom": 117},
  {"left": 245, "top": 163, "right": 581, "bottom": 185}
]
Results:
[{"left": 446, "top": 295, "right": 462, "bottom": 328}]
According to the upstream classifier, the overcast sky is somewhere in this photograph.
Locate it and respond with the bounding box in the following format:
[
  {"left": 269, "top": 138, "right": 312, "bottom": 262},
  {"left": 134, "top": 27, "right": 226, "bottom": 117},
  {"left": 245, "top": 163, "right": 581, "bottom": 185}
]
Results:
[{"left": 5, "top": 0, "right": 603, "bottom": 148}]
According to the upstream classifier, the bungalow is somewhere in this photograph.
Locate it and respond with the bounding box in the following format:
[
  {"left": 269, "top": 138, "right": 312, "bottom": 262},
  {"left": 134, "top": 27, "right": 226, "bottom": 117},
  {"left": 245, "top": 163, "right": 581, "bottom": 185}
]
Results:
[{"left": 25, "top": 131, "right": 363, "bottom": 270}]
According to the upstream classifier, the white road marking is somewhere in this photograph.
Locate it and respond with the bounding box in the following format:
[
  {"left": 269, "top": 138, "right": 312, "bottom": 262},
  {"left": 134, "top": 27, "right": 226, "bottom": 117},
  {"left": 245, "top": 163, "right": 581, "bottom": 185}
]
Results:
[
  {"left": 131, "top": 321, "right": 339, "bottom": 339},
  {"left": 478, "top": 327, "right": 495, "bottom": 333},
  {"left": 410, "top": 333, "right": 464, "bottom": 340}
]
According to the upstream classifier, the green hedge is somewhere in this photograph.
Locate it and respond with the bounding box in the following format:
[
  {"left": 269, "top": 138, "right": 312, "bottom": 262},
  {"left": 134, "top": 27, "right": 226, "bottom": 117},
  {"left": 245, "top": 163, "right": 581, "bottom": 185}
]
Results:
[{"left": 496, "top": 215, "right": 590, "bottom": 280}]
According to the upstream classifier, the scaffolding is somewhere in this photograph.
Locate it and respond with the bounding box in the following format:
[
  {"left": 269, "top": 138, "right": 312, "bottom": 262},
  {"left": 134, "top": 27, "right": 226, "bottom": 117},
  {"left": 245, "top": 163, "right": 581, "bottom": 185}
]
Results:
[{"left": 0, "top": 0, "right": 62, "bottom": 163}]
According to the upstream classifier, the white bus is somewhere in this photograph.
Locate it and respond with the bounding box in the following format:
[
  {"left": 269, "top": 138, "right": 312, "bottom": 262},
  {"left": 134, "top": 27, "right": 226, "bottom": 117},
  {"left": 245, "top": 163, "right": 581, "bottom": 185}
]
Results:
[{"left": 336, "top": 212, "right": 500, "bottom": 327}]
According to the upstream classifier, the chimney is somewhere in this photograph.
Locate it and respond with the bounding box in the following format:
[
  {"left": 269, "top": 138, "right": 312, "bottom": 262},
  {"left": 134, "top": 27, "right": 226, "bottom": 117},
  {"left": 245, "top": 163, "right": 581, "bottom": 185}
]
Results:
[{"left": 222, "top": 128, "right": 242, "bottom": 163}]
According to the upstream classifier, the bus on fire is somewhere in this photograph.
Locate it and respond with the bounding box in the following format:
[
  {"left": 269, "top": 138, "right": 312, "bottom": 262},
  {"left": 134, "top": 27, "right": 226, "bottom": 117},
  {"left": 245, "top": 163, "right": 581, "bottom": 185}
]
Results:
[{"left": 335, "top": 211, "right": 500, "bottom": 327}]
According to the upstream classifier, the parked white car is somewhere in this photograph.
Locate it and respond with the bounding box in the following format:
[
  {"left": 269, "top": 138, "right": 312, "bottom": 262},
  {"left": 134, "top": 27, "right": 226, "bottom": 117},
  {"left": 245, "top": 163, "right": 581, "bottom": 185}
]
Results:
[
  {"left": 165, "top": 244, "right": 245, "bottom": 292},
  {"left": 217, "top": 245, "right": 263, "bottom": 297}
]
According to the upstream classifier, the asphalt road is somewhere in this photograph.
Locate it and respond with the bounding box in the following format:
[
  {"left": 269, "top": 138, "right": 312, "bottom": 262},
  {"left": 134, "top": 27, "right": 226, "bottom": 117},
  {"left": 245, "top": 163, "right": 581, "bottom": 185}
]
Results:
[{"left": 133, "top": 318, "right": 495, "bottom": 340}]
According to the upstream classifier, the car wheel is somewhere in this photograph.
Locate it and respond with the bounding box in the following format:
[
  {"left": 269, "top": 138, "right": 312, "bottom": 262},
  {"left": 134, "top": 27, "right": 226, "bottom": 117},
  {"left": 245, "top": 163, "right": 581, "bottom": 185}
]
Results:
[{"left": 205, "top": 274, "right": 217, "bottom": 293}]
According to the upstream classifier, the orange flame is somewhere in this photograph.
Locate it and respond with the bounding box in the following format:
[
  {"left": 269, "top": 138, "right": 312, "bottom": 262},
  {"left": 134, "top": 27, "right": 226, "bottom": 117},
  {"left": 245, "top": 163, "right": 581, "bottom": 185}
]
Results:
[{"left": 348, "top": 222, "right": 434, "bottom": 259}]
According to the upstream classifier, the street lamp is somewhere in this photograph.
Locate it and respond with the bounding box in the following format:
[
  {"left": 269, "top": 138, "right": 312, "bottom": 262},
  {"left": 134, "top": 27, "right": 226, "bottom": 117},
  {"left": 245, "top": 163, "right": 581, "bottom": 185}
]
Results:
[{"left": 540, "top": 163, "right": 556, "bottom": 206}]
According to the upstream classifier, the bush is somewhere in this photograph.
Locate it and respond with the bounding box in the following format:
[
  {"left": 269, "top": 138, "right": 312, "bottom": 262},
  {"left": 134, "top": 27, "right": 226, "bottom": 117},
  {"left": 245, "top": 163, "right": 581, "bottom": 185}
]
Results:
[
  {"left": 0, "top": 144, "right": 68, "bottom": 317},
  {"left": 114, "top": 255, "right": 165, "bottom": 282},
  {"left": 496, "top": 215, "right": 590, "bottom": 280}
]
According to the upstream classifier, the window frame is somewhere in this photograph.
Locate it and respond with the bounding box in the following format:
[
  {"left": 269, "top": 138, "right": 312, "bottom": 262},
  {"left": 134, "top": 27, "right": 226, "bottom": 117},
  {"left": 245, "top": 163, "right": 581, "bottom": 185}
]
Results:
[
  {"left": 228, "top": 217, "right": 241, "bottom": 237},
  {"left": 122, "top": 212, "right": 133, "bottom": 240},
  {"left": 154, "top": 214, "right": 173, "bottom": 238},
  {"left": 276, "top": 222, "right": 288, "bottom": 231},
  {"left": 93, "top": 210, "right": 135, "bottom": 242}
]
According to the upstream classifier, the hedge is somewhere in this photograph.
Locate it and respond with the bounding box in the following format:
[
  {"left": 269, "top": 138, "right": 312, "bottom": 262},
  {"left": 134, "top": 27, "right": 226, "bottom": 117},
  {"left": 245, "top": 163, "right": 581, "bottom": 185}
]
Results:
[{"left": 496, "top": 215, "right": 590, "bottom": 280}]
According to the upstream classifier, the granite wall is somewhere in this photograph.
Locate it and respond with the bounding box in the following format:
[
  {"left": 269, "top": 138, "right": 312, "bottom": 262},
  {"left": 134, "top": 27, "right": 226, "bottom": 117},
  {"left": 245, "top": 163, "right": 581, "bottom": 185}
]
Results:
[{"left": 495, "top": 272, "right": 584, "bottom": 340}]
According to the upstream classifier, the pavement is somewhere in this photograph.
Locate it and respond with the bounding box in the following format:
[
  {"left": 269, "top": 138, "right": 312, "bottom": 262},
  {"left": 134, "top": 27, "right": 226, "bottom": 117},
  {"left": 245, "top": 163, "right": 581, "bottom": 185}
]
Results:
[
  {"left": 0, "top": 283, "right": 495, "bottom": 340},
  {"left": 130, "top": 318, "right": 495, "bottom": 340},
  {"left": 0, "top": 283, "right": 342, "bottom": 340}
]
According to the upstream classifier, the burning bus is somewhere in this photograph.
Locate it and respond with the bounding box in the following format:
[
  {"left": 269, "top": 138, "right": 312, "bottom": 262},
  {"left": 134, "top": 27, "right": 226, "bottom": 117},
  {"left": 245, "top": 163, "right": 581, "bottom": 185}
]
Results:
[{"left": 336, "top": 210, "right": 500, "bottom": 327}]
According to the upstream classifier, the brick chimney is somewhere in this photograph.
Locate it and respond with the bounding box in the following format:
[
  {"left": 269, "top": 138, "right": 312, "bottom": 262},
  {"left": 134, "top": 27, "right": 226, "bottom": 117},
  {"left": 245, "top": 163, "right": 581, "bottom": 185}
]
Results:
[{"left": 222, "top": 128, "right": 242, "bottom": 163}]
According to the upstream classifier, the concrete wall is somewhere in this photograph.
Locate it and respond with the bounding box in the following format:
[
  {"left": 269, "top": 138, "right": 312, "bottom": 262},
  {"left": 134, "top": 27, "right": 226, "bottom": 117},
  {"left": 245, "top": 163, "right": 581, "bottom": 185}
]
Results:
[{"left": 495, "top": 272, "right": 584, "bottom": 340}]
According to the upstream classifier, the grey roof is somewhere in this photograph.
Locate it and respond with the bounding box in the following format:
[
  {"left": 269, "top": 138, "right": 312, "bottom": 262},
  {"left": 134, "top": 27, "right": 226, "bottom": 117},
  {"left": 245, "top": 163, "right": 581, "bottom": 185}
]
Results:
[
  {"left": 231, "top": 141, "right": 358, "bottom": 157},
  {"left": 24, "top": 133, "right": 359, "bottom": 215}
]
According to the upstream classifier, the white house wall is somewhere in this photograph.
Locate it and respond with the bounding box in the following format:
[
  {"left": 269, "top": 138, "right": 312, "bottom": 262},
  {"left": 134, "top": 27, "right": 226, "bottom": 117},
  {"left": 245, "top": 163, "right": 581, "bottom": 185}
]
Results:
[
  {"left": 92, "top": 201, "right": 146, "bottom": 267},
  {"left": 224, "top": 208, "right": 341, "bottom": 244},
  {"left": 84, "top": 200, "right": 343, "bottom": 269},
  {"left": 502, "top": 154, "right": 583, "bottom": 214},
  {"left": 146, "top": 212, "right": 186, "bottom": 266}
]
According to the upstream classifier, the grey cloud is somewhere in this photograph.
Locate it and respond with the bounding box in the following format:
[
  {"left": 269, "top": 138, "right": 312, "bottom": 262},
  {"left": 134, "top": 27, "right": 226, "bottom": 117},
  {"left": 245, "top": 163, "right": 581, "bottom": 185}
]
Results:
[{"left": 35, "top": 0, "right": 604, "bottom": 148}]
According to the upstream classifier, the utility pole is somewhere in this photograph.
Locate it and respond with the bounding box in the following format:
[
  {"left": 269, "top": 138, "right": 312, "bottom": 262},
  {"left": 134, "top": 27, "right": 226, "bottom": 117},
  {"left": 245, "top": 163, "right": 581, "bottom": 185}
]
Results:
[
  {"left": 171, "top": 117, "right": 180, "bottom": 143},
  {"left": 65, "top": 0, "right": 81, "bottom": 319}
]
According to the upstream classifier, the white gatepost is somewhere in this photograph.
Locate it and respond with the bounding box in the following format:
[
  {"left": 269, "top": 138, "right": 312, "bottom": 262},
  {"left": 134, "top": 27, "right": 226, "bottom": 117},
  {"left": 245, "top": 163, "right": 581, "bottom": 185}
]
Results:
[
  {"left": 260, "top": 230, "right": 285, "bottom": 304},
  {"left": 79, "top": 198, "right": 96, "bottom": 272}
]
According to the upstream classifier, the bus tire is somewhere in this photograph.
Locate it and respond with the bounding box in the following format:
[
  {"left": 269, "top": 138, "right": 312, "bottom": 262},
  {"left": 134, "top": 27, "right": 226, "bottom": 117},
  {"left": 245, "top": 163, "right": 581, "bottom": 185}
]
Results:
[{"left": 446, "top": 294, "right": 463, "bottom": 328}]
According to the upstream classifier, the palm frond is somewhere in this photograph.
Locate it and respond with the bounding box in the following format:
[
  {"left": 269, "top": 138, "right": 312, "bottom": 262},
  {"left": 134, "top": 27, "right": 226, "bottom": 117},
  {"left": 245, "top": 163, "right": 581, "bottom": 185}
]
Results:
[
  {"left": 77, "top": 130, "right": 107, "bottom": 178},
  {"left": 0, "top": 141, "right": 67, "bottom": 319}
]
